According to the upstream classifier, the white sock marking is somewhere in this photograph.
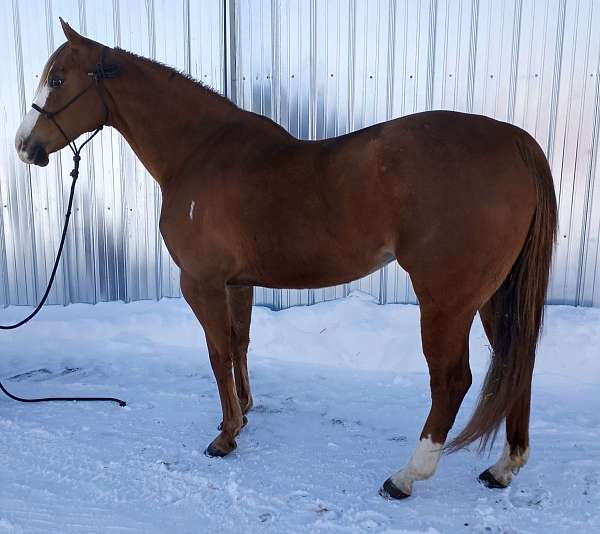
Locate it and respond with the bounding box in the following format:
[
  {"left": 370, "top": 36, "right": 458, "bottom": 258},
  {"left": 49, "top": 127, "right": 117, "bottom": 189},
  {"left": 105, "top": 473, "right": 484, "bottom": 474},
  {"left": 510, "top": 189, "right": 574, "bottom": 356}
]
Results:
[
  {"left": 389, "top": 436, "right": 443, "bottom": 496},
  {"left": 488, "top": 442, "right": 529, "bottom": 486}
]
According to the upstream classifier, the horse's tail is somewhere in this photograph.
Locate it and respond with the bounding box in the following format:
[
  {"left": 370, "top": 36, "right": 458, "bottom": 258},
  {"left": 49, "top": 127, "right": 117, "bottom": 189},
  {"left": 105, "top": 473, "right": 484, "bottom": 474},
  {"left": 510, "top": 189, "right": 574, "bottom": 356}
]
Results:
[{"left": 446, "top": 135, "right": 557, "bottom": 453}]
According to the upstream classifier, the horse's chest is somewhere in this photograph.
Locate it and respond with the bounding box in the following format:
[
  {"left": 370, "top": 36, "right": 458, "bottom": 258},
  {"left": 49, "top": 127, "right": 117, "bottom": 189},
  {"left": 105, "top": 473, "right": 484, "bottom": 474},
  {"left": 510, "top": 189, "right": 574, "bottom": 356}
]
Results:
[{"left": 159, "top": 194, "right": 218, "bottom": 270}]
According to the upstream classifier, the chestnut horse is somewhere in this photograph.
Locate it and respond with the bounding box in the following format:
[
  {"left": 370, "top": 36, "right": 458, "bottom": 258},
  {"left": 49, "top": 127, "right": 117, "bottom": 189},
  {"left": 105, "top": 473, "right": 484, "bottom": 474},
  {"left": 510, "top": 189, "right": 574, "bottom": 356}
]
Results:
[{"left": 15, "top": 20, "right": 557, "bottom": 499}]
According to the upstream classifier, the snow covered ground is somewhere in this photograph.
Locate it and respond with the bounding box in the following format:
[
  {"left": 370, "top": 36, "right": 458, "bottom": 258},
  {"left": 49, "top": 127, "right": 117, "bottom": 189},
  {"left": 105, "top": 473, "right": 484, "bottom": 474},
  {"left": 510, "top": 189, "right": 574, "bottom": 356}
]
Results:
[{"left": 0, "top": 293, "right": 599, "bottom": 533}]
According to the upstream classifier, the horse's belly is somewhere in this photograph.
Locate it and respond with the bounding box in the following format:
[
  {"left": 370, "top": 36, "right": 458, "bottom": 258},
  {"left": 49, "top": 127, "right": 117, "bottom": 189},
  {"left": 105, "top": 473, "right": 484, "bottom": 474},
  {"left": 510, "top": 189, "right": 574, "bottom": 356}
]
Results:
[{"left": 233, "top": 248, "right": 396, "bottom": 289}]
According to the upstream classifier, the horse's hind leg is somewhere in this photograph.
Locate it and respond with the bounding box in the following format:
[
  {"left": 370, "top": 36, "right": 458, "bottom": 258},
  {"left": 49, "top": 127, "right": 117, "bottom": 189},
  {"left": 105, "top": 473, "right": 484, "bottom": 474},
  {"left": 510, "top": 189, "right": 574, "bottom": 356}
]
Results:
[
  {"left": 229, "top": 286, "right": 254, "bottom": 416},
  {"left": 381, "top": 305, "right": 475, "bottom": 499},
  {"left": 478, "top": 300, "right": 530, "bottom": 488}
]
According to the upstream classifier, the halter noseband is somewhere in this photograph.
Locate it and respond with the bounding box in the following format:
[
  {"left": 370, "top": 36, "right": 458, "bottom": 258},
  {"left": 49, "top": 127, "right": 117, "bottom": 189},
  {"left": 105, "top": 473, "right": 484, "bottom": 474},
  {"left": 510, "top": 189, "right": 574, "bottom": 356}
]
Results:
[{"left": 31, "top": 46, "right": 118, "bottom": 176}]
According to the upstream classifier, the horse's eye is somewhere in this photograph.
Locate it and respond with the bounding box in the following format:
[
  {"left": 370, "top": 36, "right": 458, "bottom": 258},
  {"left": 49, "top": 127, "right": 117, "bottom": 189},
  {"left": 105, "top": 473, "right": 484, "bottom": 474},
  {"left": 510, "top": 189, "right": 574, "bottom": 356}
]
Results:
[{"left": 49, "top": 78, "right": 63, "bottom": 88}]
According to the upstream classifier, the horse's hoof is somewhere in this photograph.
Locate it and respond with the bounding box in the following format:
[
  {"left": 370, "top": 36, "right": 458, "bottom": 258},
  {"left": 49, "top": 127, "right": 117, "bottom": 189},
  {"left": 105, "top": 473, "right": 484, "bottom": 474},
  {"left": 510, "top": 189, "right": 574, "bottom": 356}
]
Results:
[
  {"left": 379, "top": 478, "right": 410, "bottom": 500},
  {"left": 204, "top": 438, "right": 237, "bottom": 458},
  {"left": 478, "top": 469, "right": 508, "bottom": 489},
  {"left": 218, "top": 415, "right": 247, "bottom": 431}
]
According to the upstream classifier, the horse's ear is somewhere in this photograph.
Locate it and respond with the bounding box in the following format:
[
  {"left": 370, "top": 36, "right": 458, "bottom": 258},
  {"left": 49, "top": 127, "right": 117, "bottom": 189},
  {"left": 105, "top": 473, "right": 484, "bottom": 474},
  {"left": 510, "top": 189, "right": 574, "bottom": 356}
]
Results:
[{"left": 60, "top": 17, "right": 86, "bottom": 46}]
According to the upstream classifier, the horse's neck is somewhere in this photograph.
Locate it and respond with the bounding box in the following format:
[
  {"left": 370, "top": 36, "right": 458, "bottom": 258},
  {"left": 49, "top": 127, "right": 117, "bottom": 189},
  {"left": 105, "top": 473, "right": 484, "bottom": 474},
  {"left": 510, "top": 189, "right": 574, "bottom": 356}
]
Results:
[{"left": 105, "top": 52, "right": 238, "bottom": 188}]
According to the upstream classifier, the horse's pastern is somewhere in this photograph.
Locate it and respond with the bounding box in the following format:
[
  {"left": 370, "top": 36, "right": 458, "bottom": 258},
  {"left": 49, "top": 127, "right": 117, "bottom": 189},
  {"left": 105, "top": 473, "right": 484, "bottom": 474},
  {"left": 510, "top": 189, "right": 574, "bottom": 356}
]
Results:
[{"left": 218, "top": 415, "right": 247, "bottom": 431}]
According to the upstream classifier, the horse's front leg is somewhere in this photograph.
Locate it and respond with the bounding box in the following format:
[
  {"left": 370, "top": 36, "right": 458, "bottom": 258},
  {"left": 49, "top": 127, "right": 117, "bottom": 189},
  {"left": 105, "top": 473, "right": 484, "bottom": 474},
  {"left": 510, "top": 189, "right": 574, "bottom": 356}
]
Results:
[
  {"left": 181, "top": 272, "right": 244, "bottom": 457},
  {"left": 229, "top": 286, "right": 254, "bottom": 415},
  {"left": 217, "top": 286, "right": 254, "bottom": 431}
]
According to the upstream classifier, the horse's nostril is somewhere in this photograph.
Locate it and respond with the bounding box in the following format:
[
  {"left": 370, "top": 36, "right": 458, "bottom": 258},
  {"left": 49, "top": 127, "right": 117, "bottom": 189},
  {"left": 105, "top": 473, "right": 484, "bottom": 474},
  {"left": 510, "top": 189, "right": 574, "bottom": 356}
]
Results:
[
  {"left": 30, "top": 144, "right": 49, "bottom": 166},
  {"left": 31, "top": 144, "right": 43, "bottom": 159}
]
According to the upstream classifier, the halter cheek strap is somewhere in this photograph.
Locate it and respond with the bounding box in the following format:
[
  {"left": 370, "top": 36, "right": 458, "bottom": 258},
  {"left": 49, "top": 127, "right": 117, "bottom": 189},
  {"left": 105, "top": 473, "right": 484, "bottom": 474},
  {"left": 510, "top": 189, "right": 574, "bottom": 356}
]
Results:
[{"left": 31, "top": 46, "right": 119, "bottom": 178}]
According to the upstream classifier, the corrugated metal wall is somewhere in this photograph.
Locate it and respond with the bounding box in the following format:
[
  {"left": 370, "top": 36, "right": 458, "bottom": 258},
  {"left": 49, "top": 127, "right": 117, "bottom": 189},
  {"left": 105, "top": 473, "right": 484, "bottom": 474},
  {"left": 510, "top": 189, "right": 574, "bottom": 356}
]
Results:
[{"left": 1, "top": 0, "right": 599, "bottom": 308}]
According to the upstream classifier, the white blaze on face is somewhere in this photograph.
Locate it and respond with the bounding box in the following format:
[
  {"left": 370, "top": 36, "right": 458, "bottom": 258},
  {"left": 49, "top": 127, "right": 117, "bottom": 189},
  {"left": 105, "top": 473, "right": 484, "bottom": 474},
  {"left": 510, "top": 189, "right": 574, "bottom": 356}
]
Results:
[
  {"left": 189, "top": 200, "right": 195, "bottom": 221},
  {"left": 15, "top": 84, "right": 50, "bottom": 163},
  {"left": 389, "top": 435, "right": 443, "bottom": 496}
]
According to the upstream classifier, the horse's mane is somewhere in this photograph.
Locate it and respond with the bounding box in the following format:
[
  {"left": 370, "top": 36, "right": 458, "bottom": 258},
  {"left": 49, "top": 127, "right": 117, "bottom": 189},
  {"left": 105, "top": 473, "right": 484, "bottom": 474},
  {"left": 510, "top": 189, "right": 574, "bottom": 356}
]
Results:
[{"left": 115, "top": 47, "right": 236, "bottom": 108}]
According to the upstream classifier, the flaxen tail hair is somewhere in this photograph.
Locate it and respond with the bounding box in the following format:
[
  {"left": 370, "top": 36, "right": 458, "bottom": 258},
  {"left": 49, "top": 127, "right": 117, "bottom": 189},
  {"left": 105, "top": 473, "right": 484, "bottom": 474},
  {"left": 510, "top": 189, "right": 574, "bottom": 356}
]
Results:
[{"left": 446, "top": 135, "right": 558, "bottom": 453}]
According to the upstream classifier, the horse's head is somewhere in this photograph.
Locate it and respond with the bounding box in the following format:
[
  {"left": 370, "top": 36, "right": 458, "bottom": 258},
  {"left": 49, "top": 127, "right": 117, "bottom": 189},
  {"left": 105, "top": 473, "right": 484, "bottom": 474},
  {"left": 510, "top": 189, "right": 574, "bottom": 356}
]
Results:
[{"left": 15, "top": 18, "right": 111, "bottom": 166}]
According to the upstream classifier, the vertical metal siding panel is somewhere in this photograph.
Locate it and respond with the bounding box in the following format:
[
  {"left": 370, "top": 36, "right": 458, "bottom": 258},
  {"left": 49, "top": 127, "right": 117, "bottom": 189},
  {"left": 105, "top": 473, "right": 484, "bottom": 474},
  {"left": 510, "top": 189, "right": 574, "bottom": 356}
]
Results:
[
  {"left": 512, "top": 1, "right": 561, "bottom": 146},
  {"left": 0, "top": 0, "right": 24, "bottom": 306},
  {"left": 116, "top": 0, "right": 153, "bottom": 302},
  {"left": 431, "top": 0, "right": 478, "bottom": 112},
  {"left": 580, "top": 57, "right": 600, "bottom": 306},
  {"left": 471, "top": 0, "right": 520, "bottom": 121},
  {"left": 574, "top": 0, "right": 600, "bottom": 306},
  {"left": 8, "top": 0, "right": 43, "bottom": 306},
  {"left": 82, "top": 1, "right": 126, "bottom": 302},
  {"left": 26, "top": 4, "right": 57, "bottom": 305},
  {"left": 0, "top": 1, "right": 17, "bottom": 306},
  {"left": 549, "top": 0, "right": 597, "bottom": 304}
]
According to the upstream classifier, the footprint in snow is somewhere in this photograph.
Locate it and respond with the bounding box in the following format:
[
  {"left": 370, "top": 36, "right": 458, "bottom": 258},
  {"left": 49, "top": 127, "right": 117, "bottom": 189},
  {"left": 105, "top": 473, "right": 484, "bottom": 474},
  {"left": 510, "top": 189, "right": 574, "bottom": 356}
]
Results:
[
  {"left": 583, "top": 473, "right": 598, "bottom": 496},
  {"left": 315, "top": 503, "right": 340, "bottom": 520},
  {"left": 8, "top": 367, "right": 81, "bottom": 382},
  {"left": 327, "top": 417, "right": 364, "bottom": 434},
  {"left": 8, "top": 368, "right": 51, "bottom": 381},
  {"left": 351, "top": 510, "right": 388, "bottom": 530},
  {"left": 258, "top": 512, "right": 272, "bottom": 523},
  {"left": 253, "top": 403, "right": 284, "bottom": 415},
  {"left": 509, "top": 487, "right": 552, "bottom": 509}
]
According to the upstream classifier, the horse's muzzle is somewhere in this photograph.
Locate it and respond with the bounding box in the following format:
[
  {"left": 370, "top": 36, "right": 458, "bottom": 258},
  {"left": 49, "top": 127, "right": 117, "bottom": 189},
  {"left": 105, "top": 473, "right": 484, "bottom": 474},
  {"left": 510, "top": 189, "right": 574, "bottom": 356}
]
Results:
[{"left": 16, "top": 138, "right": 49, "bottom": 167}]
